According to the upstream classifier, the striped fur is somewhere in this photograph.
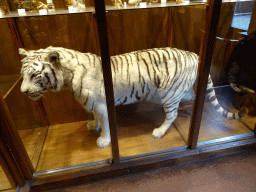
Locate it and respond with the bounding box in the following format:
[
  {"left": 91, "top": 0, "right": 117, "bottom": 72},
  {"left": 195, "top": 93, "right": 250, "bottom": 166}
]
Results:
[{"left": 19, "top": 46, "right": 248, "bottom": 148}]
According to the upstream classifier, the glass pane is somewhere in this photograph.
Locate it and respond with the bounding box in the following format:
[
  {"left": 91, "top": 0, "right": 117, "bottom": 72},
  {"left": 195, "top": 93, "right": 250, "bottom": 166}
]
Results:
[
  {"left": 198, "top": 1, "right": 256, "bottom": 143},
  {"left": 0, "top": 2, "right": 113, "bottom": 174},
  {"left": 106, "top": 4, "right": 206, "bottom": 159}
]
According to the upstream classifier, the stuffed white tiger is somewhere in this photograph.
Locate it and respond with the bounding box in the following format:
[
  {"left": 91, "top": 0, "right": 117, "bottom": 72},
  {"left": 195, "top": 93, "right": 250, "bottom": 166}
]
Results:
[{"left": 19, "top": 46, "right": 248, "bottom": 148}]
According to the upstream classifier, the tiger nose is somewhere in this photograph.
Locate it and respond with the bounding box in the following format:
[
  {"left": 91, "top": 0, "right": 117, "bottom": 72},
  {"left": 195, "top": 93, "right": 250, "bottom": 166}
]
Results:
[{"left": 21, "top": 84, "right": 29, "bottom": 95}]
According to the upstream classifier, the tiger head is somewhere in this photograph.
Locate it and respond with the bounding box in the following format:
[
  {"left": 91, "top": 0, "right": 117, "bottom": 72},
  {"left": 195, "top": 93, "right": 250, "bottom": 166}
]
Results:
[{"left": 19, "top": 47, "right": 63, "bottom": 100}]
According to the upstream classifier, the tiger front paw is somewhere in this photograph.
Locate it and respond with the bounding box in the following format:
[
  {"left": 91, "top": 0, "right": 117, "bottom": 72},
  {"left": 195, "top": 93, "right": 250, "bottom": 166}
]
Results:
[
  {"left": 152, "top": 128, "right": 165, "bottom": 139},
  {"left": 87, "top": 120, "right": 101, "bottom": 131},
  {"left": 96, "top": 136, "right": 111, "bottom": 148}
]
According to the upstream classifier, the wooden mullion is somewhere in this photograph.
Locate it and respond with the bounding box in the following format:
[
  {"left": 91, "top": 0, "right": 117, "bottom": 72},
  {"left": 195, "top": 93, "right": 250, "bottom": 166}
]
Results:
[
  {"left": 188, "top": 0, "right": 223, "bottom": 149},
  {"left": 0, "top": 92, "right": 34, "bottom": 179},
  {"left": 0, "top": 136, "right": 24, "bottom": 187},
  {"left": 94, "top": 0, "right": 120, "bottom": 164},
  {"left": 0, "top": 151, "right": 18, "bottom": 188}
]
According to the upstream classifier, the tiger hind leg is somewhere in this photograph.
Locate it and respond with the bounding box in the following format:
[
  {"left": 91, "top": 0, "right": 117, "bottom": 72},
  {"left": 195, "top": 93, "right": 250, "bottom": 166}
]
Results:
[
  {"left": 152, "top": 102, "right": 179, "bottom": 139},
  {"left": 87, "top": 120, "right": 101, "bottom": 131},
  {"left": 87, "top": 111, "right": 101, "bottom": 131}
]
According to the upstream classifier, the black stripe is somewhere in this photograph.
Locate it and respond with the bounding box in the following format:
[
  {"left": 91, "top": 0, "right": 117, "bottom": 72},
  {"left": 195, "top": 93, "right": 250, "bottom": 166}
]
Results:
[
  {"left": 209, "top": 95, "right": 217, "bottom": 103},
  {"left": 142, "top": 58, "right": 151, "bottom": 80},
  {"left": 84, "top": 96, "right": 89, "bottom": 106},
  {"left": 206, "top": 88, "right": 214, "bottom": 95},
  {"left": 118, "top": 56, "right": 123, "bottom": 73},
  {"left": 214, "top": 104, "right": 221, "bottom": 110},
  {"left": 117, "top": 96, "right": 123, "bottom": 101},
  {"left": 124, "top": 55, "right": 129, "bottom": 81},
  {"left": 50, "top": 66, "right": 58, "bottom": 89},
  {"left": 233, "top": 113, "right": 236, "bottom": 119},
  {"left": 110, "top": 57, "right": 116, "bottom": 73},
  {"left": 136, "top": 56, "right": 142, "bottom": 83},
  {"left": 44, "top": 72, "right": 50, "bottom": 84},
  {"left": 91, "top": 102, "right": 95, "bottom": 110},
  {"left": 141, "top": 76, "right": 146, "bottom": 94},
  {"left": 120, "top": 96, "right": 127, "bottom": 105},
  {"left": 144, "top": 84, "right": 151, "bottom": 100},
  {"left": 155, "top": 75, "right": 160, "bottom": 88},
  {"left": 152, "top": 52, "right": 160, "bottom": 71},
  {"left": 165, "top": 108, "right": 177, "bottom": 114},
  {"left": 114, "top": 57, "right": 119, "bottom": 72},
  {"left": 223, "top": 111, "right": 228, "bottom": 118},
  {"left": 136, "top": 91, "right": 140, "bottom": 100},
  {"left": 130, "top": 83, "right": 135, "bottom": 98},
  {"left": 66, "top": 50, "right": 75, "bottom": 59}
]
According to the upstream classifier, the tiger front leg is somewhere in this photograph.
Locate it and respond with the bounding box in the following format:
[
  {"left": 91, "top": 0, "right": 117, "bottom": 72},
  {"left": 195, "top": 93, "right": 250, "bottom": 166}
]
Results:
[{"left": 93, "top": 105, "right": 111, "bottom": 148}]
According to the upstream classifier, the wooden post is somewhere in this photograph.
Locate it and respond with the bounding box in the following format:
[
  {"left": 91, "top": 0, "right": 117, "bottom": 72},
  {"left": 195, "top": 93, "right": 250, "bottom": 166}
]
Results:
[
  {"left": 94, "top": 0, "right": 120, "bottom": 164},
  {"left": 188, "top": 0, "right": 223, "bottom": 149},
  {"left": 0, "top": 137, "right": 24, "bottom": 187},
  {"left": 0, "top": 92, "right": 34, "bottom": 179}
]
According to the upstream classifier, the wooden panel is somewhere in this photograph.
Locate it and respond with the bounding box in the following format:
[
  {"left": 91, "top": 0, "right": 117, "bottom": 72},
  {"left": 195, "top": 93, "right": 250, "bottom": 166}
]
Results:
[
  {"left": 16, "top": 13, "right": 100, "bottom": 54},
  {"left": 107, "top": 8, "right": 171, "bottom": 56},
  {"left": 0, "top": 19, "right": 21, "bottom": 76},
  {"left": 171, "top": 5, "right": 206, "bottom": 54}
]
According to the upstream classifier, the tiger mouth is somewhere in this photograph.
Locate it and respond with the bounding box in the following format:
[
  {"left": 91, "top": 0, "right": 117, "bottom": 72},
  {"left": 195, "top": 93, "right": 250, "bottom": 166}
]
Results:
[{"left": 29, "top": 93, "right": 42, "bottom": 100}]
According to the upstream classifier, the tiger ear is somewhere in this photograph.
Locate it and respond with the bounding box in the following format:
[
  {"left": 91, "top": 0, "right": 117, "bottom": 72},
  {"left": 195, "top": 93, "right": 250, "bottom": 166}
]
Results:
[
  {"left": 18, "top": 48, "right": 29, "bottom": 57},
  {"left": 48, "top": 51, "right": 60, "bottom": 68}
]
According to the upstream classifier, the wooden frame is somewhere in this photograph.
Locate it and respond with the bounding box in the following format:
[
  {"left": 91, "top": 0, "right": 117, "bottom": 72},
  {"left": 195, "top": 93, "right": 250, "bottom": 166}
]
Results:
[
  {"left": 0, "top": 0, "right": 256, "bottom": 191},
  {"left": 29, "top": 135, "right": 256, "bottom": 191},
  {"left": 188, "top": 0, "right": 223, "bottom": 149},
  {"left": 94, "top": 0, "right": 120, "bottom": 164},
  {"left": 0, "top": 92, "right": 34, "bottom": 181}
]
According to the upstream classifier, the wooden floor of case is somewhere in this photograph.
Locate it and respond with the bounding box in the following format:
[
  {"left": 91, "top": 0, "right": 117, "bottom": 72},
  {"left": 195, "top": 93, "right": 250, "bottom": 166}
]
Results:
[{"left": 1, "top": 99, "right": 254, "bottom": 183}]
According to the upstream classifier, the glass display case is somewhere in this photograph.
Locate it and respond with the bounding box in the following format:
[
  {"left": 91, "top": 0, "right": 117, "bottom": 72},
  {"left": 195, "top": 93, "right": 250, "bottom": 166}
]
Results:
[{"left": 0, "top": 0, "right": 255, "bottom": 191}]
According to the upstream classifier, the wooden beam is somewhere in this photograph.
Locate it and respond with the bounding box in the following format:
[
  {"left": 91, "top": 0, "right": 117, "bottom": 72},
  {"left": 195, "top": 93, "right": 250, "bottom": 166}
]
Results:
[
  {"left": 0, "top": 136, "right": 24, "bottom": 187},
  {"left": 0, "top": 92, "right": 34, "bottom": 179},
  {"left": 30, "top": 137, "right": 256, "bottom": 192},
  {"left": 188, "top": 0, "right": 223, "bottom": 149},
  {"left": 94, "top": 0, "right": 120, "bottom": 163}
]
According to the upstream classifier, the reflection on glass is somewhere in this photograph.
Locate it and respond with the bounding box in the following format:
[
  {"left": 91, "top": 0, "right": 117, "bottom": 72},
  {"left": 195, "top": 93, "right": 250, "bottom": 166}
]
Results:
[{"left": 198, "top": 1, "right": 255, "bottom": 143}]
